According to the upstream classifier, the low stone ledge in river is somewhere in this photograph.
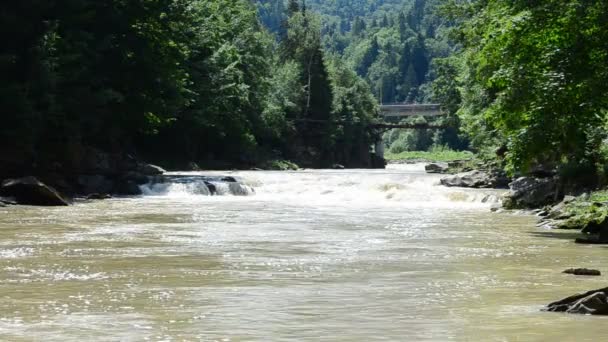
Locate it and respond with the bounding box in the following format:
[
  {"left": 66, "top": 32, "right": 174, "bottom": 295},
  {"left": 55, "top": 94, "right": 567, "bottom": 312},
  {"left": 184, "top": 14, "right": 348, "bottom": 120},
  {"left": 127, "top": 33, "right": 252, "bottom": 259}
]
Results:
[{"left": 544, "top": 287, "right": 608, "bottom": 315}]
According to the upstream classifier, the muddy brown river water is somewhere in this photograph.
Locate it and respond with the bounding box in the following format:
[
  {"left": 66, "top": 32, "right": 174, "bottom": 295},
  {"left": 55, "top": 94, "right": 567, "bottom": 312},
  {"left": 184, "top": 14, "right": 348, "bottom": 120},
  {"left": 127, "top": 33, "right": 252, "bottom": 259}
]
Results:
[{"left": 0, "top": 164, "right": 607, "bottom": 341}]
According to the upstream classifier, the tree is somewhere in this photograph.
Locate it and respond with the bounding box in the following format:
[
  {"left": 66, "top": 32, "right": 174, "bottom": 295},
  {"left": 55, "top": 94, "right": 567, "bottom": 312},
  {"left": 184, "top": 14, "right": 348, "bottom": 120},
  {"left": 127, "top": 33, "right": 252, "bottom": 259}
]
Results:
[{"left": 447, "top": 0, "right": 608, "bottom": 177}]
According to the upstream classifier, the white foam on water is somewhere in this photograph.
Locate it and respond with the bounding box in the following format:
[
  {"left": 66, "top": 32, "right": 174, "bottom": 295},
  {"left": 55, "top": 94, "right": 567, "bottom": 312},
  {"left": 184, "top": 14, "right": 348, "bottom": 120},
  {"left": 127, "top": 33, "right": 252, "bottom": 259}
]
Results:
[
  {"left": 139, "top": 179, "right": 254, "bottom": 198},
  {"left": 149, "top": 164, "right": 504, "bottom": 209}
]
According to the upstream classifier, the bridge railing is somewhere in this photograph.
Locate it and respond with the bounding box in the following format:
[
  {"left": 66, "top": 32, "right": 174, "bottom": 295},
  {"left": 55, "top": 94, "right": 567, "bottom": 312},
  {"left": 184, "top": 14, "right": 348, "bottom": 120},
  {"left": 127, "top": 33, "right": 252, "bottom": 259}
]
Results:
[{"left": 379, "top": 103, "right": 443, "bottom": 117}]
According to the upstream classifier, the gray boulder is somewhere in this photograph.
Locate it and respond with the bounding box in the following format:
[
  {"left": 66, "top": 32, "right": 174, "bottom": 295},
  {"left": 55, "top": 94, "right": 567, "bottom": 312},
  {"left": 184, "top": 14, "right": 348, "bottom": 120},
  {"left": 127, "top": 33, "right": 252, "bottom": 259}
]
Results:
[
  {"left": 440, "top": 170, "right": 495, "bottom": 188},
  {"left": 545, "top": 287, "right": 608, "bottom": 315},
  {"left": 425, "top": 162, "right": 449, "bottom": 174},
  {"left": 0, "top": 177, "right": 69, "bottom": 206},
  {"left": 575, "top": 217, "right": 608, "bottom": 244},
  {"left": 502, "top": 177, "right": 558, "bottom": 209}
]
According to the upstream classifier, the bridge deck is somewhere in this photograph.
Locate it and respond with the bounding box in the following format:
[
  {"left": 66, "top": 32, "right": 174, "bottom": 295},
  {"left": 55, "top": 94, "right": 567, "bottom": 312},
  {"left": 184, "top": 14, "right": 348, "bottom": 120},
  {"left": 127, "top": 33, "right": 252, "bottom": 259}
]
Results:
[{"left": 380, "top": 104, "right": 443, "bottom": 117}]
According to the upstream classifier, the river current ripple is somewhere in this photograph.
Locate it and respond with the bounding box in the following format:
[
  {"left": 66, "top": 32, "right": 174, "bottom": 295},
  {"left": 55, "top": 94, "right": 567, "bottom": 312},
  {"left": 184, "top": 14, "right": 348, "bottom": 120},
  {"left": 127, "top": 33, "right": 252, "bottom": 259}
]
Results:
[{"left": 0, "top": 164, "right": 607, "bottom": 341}]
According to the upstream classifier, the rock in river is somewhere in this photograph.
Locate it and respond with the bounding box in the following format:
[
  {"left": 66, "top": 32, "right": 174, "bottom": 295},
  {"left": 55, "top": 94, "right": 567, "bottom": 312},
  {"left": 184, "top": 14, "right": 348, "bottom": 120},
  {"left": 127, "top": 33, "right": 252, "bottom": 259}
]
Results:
[
  {"left": 545, "top": 287, "right": 608, "bottom": 315},
  {"left": 563, "top": 268, "right": 601, "bottom": 276},
  {"left": 86, "top": 193, "right": 112, "bottom": 200},
  {"left": 502, "top": 177, "right": 558, "bottom": 209},
  {"left": 425, "top": 162, "right": 449, "bottom": 174},
  {"left": 440, "top": 170, "right": 496, "bottom": 188},
  {"left": 0, "top": 177, "right": 69, "bottom": 206}
]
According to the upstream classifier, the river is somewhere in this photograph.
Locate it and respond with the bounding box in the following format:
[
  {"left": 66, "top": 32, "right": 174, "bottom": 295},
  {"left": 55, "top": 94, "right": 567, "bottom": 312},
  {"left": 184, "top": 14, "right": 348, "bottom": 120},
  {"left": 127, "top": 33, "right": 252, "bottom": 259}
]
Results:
[{"left": 0, "top": 164, "right": 607, "bottom": 341}]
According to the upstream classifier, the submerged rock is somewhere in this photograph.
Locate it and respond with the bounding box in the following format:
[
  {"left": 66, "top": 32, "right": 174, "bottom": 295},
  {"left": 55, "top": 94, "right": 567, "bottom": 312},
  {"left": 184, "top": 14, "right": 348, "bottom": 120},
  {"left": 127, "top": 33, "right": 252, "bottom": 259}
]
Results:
[
  {"left": 86, "top": 193, "right": 112, "bottom": 200},
  {"left": 545, "top": 287, "right": 608, "bottom": 315},
  {"left": 502, "top": 177, "right": 558, "bottom": 209},
  {"left": 204, "top": 181, "right": 217, "bottom": 195},
  {"left": 0, "top": 177, "right": 69, "bottom": 206},
  {"left": 228, "top": 182, "right": 251, "bottom": 196},
  {"left": 425, "top": 162, "right": 449, "bottom": 174},
  {"left": 563, "top": 268, "right": 601, "bottom": 276}
]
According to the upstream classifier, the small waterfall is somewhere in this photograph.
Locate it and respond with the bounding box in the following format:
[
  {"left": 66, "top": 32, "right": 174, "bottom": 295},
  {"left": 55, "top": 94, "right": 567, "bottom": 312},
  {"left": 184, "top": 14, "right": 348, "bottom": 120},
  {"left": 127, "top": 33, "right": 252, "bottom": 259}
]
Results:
[
  {"left": 140, "top": 174, "right": 255, "bottom": 197},
  {"left": 183, "top": 165, "right": 505, "bottom": 208},
  {"left": 137, "top": 165, "right": 503, "bottom": 207}
]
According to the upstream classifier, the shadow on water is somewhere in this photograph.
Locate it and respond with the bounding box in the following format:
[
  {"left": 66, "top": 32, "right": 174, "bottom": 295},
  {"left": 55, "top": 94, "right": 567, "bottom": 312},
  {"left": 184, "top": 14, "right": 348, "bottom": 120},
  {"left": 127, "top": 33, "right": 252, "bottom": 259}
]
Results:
[{"left": 529, "top": 231, "right": 582, "bottom": 241}]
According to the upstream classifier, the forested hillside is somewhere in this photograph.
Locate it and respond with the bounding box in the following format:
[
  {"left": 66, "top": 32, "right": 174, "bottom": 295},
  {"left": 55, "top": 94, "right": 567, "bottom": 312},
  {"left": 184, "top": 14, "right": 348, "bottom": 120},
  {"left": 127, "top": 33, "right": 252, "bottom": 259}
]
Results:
[
  {"left": 256, "top": 0, "right": 451, "bottom": 104},
  {"left": 0, "top": 0, "right": 379, "bottom": 184},
  {"left": 255, "top": 0, "right": 465, "bottom": 155},
  {"left": 6, "top": 0, "right": 605, "bottom": 190},
  {"left": 439, "top": 0, "right": 608, "bottom": 185}
]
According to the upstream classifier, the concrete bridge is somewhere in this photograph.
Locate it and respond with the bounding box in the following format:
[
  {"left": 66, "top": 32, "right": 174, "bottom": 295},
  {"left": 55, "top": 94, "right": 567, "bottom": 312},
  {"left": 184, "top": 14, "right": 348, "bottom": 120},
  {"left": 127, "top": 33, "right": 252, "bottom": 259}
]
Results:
[
  {"left": 293, "top": 104, "right": 448, "bottom": 163},
  {"left": 380, "top": 104, "right": 443, "bottom": 117}
]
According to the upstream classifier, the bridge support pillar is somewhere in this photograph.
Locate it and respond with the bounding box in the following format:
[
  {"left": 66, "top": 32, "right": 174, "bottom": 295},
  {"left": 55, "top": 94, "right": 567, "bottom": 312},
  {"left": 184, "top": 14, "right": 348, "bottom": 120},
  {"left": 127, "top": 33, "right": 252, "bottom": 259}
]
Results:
[{"left": 374, "top": 140, "right": 385, "bottom": 159}]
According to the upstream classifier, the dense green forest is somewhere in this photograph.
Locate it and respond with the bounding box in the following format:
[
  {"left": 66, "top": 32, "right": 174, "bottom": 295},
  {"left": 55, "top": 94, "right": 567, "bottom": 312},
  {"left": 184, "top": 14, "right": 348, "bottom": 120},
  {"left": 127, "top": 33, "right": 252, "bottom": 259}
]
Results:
[
  {"left": 256, "top": 0, "right": 450, "bottom": 104},
  {"left": 0, "top": 0, "right": 379, "bottom": 181},
  {"left": 256, "top": 0, "right": 467, "bottom": 153},
  {"left": 436, "top": 0, "right": 608, "bottom": 185},
  {"left": 4, "top": 0, "right": 608, "bottom": 187}
]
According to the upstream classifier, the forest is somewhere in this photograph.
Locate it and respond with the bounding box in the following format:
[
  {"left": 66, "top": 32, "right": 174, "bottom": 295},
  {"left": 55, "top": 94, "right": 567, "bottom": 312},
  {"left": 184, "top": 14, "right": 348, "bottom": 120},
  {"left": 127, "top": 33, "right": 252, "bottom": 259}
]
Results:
[
  {"left": 3, "top": 0, "right": 608, "bottom": 186},
  {"left": 441, "top": 0, "right": 608, "bottom": 187},
  {"left": 0, "top": 0, "right": 380, "bottom": 181}
]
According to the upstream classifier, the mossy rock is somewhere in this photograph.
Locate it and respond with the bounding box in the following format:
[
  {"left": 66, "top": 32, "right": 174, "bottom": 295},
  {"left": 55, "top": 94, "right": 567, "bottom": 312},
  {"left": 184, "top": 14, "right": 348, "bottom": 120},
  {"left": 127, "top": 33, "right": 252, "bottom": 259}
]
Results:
[{"left": 555, "top": 217, "right": 589, "bottom": 230}]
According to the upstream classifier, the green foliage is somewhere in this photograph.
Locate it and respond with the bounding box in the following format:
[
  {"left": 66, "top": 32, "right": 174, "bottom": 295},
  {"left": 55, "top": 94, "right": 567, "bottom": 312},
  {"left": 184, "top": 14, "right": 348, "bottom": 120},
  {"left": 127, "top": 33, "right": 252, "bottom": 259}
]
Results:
[
  {"left": 385, "top": 145, "right": 474, "bottom": 162},
  {"left": 443, "top": 0, "right": 608, "bottom": 178},
  {"left": 1, "top": 0, "right": 422, "bottom": 173},
  {"left": 262, "top": 61, "right": 302, "bottom": 139}
]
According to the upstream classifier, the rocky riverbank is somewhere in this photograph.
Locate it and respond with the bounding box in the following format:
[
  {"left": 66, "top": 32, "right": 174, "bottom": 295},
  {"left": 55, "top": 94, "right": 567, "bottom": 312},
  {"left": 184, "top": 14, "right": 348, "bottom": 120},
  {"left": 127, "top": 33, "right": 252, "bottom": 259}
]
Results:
[
  {"left": 0, "top": 147, "right": 260, "bottom": 207},
  {"left": 425, "top": 161, "right": 608, "bottom": 316},
  {"left": 0, "top": 157, "right": 164, "bottom": 206},
  {"left": 425, "top": 160, "right": 608, "bottom": 243}
]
